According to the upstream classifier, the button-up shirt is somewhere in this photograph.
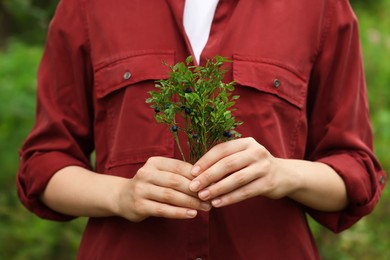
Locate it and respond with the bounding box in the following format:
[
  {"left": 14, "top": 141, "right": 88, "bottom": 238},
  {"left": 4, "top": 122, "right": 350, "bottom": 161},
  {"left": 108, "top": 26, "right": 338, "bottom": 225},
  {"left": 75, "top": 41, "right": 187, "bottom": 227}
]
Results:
[{"left": 17, "top": 0, "right": 386, "bottom": 259}]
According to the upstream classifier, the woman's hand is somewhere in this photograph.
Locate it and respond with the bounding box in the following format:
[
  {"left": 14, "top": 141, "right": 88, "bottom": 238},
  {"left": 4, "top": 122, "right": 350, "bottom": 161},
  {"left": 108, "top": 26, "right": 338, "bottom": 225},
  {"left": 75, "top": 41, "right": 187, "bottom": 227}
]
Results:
[
  {"left": 188, "top": 137, "right": 348, "bottom": 211},
  {"left": 115, "top": 157, "right": 212, "bottom": 222},
  {"left": 188, "top": 137, "right": 297, "bottom": 207}
]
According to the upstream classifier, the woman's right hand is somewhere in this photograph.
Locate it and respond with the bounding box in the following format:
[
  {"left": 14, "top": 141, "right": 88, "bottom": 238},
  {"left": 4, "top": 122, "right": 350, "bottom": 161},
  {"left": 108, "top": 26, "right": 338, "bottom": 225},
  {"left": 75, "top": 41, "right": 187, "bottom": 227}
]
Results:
[{"left": 114, "top": 156, "right": 212, "bottom": 222}]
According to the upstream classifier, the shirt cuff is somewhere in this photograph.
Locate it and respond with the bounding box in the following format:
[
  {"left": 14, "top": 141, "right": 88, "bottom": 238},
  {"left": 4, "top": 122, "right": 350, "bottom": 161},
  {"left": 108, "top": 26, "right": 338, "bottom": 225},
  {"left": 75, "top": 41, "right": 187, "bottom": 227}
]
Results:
[
  {"left": 307, "top": 153, "right": 386, "bottom": 232},
  {"left": 17, "top": 151, "right": 90, "bottom": 221}
]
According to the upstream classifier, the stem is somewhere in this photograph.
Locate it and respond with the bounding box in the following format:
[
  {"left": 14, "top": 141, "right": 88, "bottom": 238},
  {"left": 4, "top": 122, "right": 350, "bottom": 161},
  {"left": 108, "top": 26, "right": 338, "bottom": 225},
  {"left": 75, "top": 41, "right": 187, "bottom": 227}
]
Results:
[{"left": 173, "top": 132, "right": 186, "bottom": 162}]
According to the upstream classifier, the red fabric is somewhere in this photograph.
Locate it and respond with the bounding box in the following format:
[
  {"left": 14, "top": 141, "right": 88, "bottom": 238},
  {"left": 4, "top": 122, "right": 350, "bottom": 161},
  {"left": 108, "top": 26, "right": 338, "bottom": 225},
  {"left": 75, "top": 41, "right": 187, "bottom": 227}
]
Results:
[{"left": 17, "top": 0, "right": 386, "bottom": 259}]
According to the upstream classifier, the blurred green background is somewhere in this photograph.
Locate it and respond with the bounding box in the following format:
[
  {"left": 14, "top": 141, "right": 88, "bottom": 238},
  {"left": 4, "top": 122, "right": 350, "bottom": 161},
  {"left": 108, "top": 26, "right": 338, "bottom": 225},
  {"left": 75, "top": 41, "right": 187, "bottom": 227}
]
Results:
[{"left": 0, "top": 0, "right": 389, "bottom": 259}]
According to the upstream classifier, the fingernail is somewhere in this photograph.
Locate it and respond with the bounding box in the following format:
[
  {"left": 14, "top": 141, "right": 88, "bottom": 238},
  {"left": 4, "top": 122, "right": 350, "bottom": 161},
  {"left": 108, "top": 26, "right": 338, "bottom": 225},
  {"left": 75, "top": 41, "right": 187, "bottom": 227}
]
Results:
[
  {"left": 186, "top": 210, "right": 197, "bottom": 218},
  {"left": 191, "top": 165, "right": 201, "bottom": 176},
  {"left": 212, "top": 198, "right": 222, "bottom": 207},
  {"left": 199, "top": 190, "right": 210, "bottom": 200},
  {"left": 190, "top": 180, "right": 200, "bottom": 192}
]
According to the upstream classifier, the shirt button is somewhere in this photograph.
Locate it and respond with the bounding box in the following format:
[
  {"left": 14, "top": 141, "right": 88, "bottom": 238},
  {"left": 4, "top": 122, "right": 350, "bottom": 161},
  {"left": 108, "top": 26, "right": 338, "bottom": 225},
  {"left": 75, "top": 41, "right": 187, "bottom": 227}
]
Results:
[
  {"left": 123, "top": 71, "right": 132, "bottom": 80},
  {"left": 273, "top": 79, "right": 281, "bottom": 88},
  {"left": 379, "top": 176, "right": 385, "bottom": 185}
]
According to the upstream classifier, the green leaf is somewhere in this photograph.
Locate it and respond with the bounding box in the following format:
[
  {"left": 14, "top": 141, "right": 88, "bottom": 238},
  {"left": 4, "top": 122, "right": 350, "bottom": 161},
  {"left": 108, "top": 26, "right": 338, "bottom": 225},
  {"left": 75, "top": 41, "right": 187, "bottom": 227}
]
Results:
[{"left": 186, "top": 56, "right": 193, "bottom": 64}]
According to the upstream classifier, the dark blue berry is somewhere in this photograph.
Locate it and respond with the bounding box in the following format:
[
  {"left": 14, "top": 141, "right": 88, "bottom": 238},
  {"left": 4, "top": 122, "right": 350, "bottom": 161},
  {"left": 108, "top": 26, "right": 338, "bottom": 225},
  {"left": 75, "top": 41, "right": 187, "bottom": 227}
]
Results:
[
  {"left": 154, "top": 107, "right": 160, "bottom": 113},
  {"left": 223, "top": 131, "right": 233, "bottom": 138},
  {"left": 185, "top": 87, "right": 193, "bottom": 93},
  {"left": 184, "top": 107, "right": 191, "bottom": 115},
  {"left": 171, "top": 125, "right": 178, "bottom": 132},
  {"left": 192, "top": 133, "right": 198, "bottom": 139}
]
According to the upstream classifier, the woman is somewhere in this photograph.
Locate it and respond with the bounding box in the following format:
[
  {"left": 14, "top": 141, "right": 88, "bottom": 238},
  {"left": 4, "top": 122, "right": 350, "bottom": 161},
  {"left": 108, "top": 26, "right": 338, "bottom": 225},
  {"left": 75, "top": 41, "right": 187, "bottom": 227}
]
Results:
[{"left": 17, "top": 0, "right": 386, "bottom": 259}]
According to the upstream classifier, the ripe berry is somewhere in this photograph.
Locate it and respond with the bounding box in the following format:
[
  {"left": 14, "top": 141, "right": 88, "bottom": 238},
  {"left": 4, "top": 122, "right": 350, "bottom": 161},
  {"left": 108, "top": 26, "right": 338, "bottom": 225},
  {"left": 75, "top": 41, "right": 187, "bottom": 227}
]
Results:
[
  {"left": 185, "top": 87, "right": 193, "bottom": 93},
  {"left": 192, "top": 133, "right": 198, "bottom": 139},
  {"left": 165, "top": 103, "right": 171, "bottom": 109},
  {"left": 223, "top": 131, "right": 233, "bottom": 138},
  {"left": 171, "top": 125, "right": 178, "bottom": 132},
  {"left": 185, "top": 107, "right": 191, "bottom": 115},
  {"left": 154, "top": 107, "right": 160, "bottom": 113}
]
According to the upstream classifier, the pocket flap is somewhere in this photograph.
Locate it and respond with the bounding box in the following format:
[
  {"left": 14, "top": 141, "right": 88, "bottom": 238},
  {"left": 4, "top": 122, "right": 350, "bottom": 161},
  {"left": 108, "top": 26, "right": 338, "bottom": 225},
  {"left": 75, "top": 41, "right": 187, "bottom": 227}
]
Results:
[
  {"left": 95, "top": 51, "right": 175, "bottom": 98},
  {"left": 233, "top": 55, "right": 307, "bottom": 108}
]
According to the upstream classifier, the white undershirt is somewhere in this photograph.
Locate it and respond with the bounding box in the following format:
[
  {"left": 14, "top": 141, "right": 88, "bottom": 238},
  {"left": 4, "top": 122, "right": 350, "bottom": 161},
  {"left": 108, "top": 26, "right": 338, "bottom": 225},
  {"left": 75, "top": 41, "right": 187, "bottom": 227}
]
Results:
[{"left": 183, "top": 0, "right": 219, "bottom": 64}]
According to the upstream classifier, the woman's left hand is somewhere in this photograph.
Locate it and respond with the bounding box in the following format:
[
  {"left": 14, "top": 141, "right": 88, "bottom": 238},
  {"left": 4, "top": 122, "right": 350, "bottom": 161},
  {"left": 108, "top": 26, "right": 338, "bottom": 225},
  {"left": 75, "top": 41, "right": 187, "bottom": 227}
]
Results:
[{"left": 188, "top": 137, "right": 300, "bottom": 207}]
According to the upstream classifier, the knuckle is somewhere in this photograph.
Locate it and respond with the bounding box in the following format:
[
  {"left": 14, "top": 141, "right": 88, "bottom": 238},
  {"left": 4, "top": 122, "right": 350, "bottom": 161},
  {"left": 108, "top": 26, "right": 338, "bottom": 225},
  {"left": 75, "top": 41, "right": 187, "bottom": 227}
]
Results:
[
  {"left": 133, "top": 199, "right": 146, "bottom": 215},
  {"left": 146, "top": 156, "right": 162, "bottom": 166},
  {"left": 172, "top": 162, "right": 185, "bottom": 175},
  {"left": 185, "top": 198, "right": 198, "bottom": 209},
  {"left": 224, "top": 156, "right": 237, "bottom": 170},
  {"left": 162, "top": 189, "right": 175, "bottom": 202},
  {"left": 246, "top": 136, "right": 255, "bottom": 143},
  {"left": 210, "top": 184, "right": 222, "bottom": 195},
  {"left": 133, "top": 181, "right": 146, "bottom": 196},
  {"left": 136, "top": 166, "right": 149, "bottom": 180},
  {"left": 253, "top": 145, "right": 266, "bottom": 157},
  {"left": 239, "top": 186, "right": 252, "bottom": 200},
  {"left": 203, "top": 171, "right": 214, "bottom": 182},
  {"left": 263, "top": 159, "right": 272, "bottom": 173},
  {"left": 234, "top": 171, "right": 247, "bottom": 186},
  {"left": 154, "top": 205, "right": 166, "bottom": 216},
  {"left": 253, "top": 148, "right": 270, "bottom": 165},
  {"left": 243, "top": 137, "right": 255, "bottom": 146},
  {"left": 168, "top": 175, "right": 183, "bottom": 189},
  {"left": 145, "top": 156, "right": 155, "bottom": 165}
]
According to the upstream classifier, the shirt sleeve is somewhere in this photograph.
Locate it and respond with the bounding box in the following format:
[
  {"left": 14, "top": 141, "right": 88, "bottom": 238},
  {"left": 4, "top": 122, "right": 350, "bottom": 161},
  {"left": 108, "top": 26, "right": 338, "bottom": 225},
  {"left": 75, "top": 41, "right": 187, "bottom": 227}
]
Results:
[
  {"left": 307, "top": 0, "right": 386, "bottom": 232},
  {"left": 304, "top": 0, "right": 386, "bottom": 233},
  {"left": 16, "top": 0, "right": 94, "bottom": 221}
]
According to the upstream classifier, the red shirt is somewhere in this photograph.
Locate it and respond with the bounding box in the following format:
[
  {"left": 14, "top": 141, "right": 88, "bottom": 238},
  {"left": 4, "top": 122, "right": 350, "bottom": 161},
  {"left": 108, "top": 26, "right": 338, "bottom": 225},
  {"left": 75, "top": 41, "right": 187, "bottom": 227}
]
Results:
[{"left": 17, "top": 0, "right": 386, "bottom": 259}]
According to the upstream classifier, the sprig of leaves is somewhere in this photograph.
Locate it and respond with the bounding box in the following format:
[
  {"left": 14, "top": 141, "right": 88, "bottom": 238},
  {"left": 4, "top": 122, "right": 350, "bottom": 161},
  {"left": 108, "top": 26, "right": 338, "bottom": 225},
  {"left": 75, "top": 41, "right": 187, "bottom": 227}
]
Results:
[{"left": 146, "top": 56, "right": 243, "bottom": 163}]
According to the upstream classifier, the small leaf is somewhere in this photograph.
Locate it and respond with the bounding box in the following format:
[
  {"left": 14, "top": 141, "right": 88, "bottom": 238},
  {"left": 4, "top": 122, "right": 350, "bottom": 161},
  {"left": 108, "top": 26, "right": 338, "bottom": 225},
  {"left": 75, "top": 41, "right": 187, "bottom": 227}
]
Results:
[
  {"left": 226, "top": 84, "right": 235, "bottom": 92},
  {"left": 186, "top": 56, "right": 193, "bottom": 64}
]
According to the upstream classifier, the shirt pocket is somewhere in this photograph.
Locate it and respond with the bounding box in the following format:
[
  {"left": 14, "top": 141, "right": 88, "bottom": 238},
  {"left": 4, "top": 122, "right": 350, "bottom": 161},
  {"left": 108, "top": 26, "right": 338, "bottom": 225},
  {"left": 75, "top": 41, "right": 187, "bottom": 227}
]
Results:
[
  {"left": 233, "top": 54, "right": 307, "bottom": 109},
  {"left": 94, "top": 51, "right": 176, "bottom": 176},
  {"left": 232, "top": 54, "right": 308, "bottom": 158}
]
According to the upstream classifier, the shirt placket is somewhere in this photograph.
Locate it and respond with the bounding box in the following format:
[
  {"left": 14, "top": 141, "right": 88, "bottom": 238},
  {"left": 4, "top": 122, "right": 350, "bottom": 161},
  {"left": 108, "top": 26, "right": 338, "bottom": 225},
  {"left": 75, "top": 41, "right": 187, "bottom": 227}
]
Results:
[
  {"left": 186, "top": 211, "right": 210, "bottom": 260},
  {"left": 166, "top": 1, "right": 211, "bottom": 259}
]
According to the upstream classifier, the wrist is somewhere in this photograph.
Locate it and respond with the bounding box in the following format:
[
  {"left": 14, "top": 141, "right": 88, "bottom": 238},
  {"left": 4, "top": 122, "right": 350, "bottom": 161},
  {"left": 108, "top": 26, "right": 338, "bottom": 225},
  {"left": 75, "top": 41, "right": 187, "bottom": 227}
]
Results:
[
  {"left": 272, "top": 158, "right": 306, "bottom": 199},
  {"left": 106, "top": 176, "right": 131, "bottom": 217},
  {"left": 276, "top": 159, "right": 348, "bottom": 211}
]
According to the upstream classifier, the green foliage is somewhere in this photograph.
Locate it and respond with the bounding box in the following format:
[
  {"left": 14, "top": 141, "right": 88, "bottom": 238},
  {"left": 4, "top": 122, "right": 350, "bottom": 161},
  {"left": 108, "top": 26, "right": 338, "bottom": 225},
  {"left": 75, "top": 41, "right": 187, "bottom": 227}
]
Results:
[
  {"left": 350, "top": 0, "right": 385, "bottom": 13},
  {"left": 0, "top": 41, "right": 39, "bottom": 185},
  {"left": 0, "top": 41, "right": 85, "bottom": 260},
  {"left": 147, "top": 56, "right": 242, "bottom": 163},
  {"left": 0, "top": 0, "right": 59, "bottom": 46}
]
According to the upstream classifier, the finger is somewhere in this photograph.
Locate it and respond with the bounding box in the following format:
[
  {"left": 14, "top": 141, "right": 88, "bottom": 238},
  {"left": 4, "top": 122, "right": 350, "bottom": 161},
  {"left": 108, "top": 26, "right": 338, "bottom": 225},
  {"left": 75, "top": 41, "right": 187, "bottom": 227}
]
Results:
[
  {"left": 147, "top": 157, "right": 194, "bottom": 180},
  {"left": 137, "top": 199, "right": 199, "bottom": 219},
  {"left": 148, "top": 170, "right": 198, "bottom": 197},
  {"left": 189, "top": 149, "right": 253, "bottom": 193},
  {"left": 190, "top": 138, "right": 251, "bottom": 177},
  {"left": 147, "top": 185, "right": 212, "bottom": 212},
  {"left": 209, "top": 179, "right": 264, "bottom": 208},
  {"left": 197, "top": 164, "right": 259, "bottom": 200}
]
